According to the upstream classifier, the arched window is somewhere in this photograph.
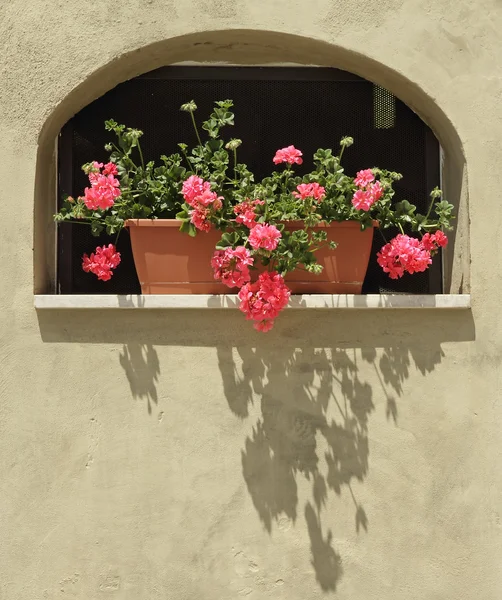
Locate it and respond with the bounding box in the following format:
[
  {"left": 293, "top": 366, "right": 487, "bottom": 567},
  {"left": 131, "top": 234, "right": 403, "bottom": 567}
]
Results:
[{"left": 56, "top": 65, "right": 444, "bottom": 295}]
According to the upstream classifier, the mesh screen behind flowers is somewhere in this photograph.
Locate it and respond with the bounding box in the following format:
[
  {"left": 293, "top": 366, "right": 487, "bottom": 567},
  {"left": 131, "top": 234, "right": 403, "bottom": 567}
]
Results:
[{"left": 57, "top": 67, "right": 440, "bottom": 295}]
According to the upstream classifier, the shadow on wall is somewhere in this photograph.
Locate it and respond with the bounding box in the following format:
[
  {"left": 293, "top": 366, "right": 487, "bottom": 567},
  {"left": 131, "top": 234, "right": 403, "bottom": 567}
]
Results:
[
  {"left": 37, "top": 308, "right": 475, "bottom": 592},
  {"left": 216, "top": 338, "right": 443, "bottom": 591},
  {"left": 119, "top": 344, "right": 160, "bottom": 414}
]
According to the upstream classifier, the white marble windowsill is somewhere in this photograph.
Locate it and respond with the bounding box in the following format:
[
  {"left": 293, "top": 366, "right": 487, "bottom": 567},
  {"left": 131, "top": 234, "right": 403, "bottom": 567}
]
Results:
[{"left": 34, "top": 294, "right": 471, "bottom": 310}]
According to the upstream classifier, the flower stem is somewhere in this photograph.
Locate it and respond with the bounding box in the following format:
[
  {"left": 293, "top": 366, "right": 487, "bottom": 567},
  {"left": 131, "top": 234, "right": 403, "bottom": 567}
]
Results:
[
  {"left": 377, "top": 228, "right": 389, "bottom": 244},
  {"left": 180, "top": 148, "right": 195, "bottom": 172},
  {"left": 190, "top": 112, "right": 203, "bottom": 148},
  {"left": 136, "top": 140, "right": 145, "bottom": 171}
]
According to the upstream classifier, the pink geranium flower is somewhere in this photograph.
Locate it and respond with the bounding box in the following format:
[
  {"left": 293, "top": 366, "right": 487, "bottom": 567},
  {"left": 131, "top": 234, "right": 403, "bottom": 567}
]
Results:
[
  {"left": 182, "top": 175, "right": 210, "bottom": 204},
  {"left": 83, "top": 172, "right": 121, "bottom": 211},
  {"left": 238, "top": 271, "right": 291, "bottom": 332},
  {"left": 254, "top": 319, "right": 275, "bottom": 332},
  {"left": 433, "top": 230, "right": 448, "bottom": 247},
  {"left": 82, "top": 244, "right": 121, "bottom": 281},
  {"left": 182, "top": 176, "right": 223, "bottom": 231},
  {"left": 293, "top": 182, "right": 326, "bottom": 201},
  {"left": 190, "top": 207, "right": 212, "bottom": 232},
  {"left": 421, "top": 231, "right": 448, "bottom": 251},
  {"left": 273, "top": 145, "right": 303, "bottom": 165},
  {"left": 211, "top": 246, "right": 254, "bottom": 288},
  {"left": 351, "top": 181, "right": 383, "bottom": 211},
  {"left": 248, "top": 223, "right": 281, "bottom": 251},
  {"left": 354, "top": 169, "right": 375, "bottom": 188},
  {"left": 420, "top": 233, "right": 436, "bottom": 251},
  {"left": 352, "top": 189, "right": 374, "bottom": 211},
  {"left": 370, "top": 181, "right": 383, "bottom": 201},
  {"left": 234, "top": 199, "right": 265, "bottom": 228},
  {"left": 103, "top": 162, "right": 118, "bottom": 176},
  {"left": 377, "top": 234, "right": 432, "bottom": 279}
]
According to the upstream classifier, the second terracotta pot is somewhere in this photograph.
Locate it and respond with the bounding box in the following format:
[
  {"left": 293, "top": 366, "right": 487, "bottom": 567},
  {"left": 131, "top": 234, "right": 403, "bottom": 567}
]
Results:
[{"left": 125, "top": 219, "right": 374, "bottom": 295}]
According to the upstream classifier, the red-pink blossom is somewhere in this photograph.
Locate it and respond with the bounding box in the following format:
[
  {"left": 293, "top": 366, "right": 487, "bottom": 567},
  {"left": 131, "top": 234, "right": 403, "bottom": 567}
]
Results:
[
  {"left": 248, "top": 223, "right": 282, "bottom": 251},
  {"left": 190, "top": 207, "right": 212, "bottom": 232},
  {"left": 352, "top": 181, "right": 383, "bottom": 211},
  {"left": 82, "top": 244, "right": 121, "bottom": 281},
  {"left": 238, "top": 271, "right": 291, "bottom": 331},
  {"left": 83, "top": 173, "right": 121, "bottom": 211},
  {"left": 352, "top": 189, "right": 374, "bottom": 211},
  {"left": 103, "top": 162, "right": 118, "bottom": 176},
  {"left": 369, "top": 180, "right": 383, "bottom": 201},
  {"left": 420, "top": 233, "right": 436, "bottom": 251},
  {"left": 377, "top": 234, "right": 432, "bottom": 279},
  {"left": 273, "top": 145, "right": 303, "bottom": 165},
  {"left": 234, "top": 199, "right": 265, "bottom": 228},
  {"left": 181, "top": 176, "right": 223, "bottom": 211},
  {"left": 196, "top": 188, "right": 223, "bottom": 209},
  {"left": 292, "top": 182, "right": 326, "bottom": 201},
  {"left": 421, "top": 231, "right": 448, "bottom": 252},
  {"left": 182, "top": 175, "right": 209, "bottom": 204},
  {"left": 211, "top": 246, "right": 254, "bottom": 288},
  {"left": 354, "top": 169, "right": 375, "bottom": 188},
  {"left": 433, "top": 230, "right": 448, "bottom": 248},
  {"left": 254, "top": 319, "right": 275, "bottom": 332}
]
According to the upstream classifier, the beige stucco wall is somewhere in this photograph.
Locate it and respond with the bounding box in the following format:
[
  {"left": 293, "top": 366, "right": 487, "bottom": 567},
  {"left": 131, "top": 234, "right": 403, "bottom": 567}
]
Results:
[{"left": 1, "top": 1, "right": 501, "bottom": 598}]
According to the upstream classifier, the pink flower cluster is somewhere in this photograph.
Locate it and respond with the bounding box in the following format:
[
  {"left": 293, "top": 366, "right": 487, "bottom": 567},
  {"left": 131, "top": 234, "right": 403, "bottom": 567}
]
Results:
[
  {"left": 238, "top": 271, "right": 291, "bottom": 332},
  {"left": 377, "top": 234, "right": 433, "bottom": 279},
  {"left": 351, "top": 169, "right": 383, "bottom": 211},
  {"left": 421, "top": 231, "right": 448, "bottom": 251},
  {"left": 234, "top": 199, "right": 265, "bottom": 228},
  {"left": 211, "top": 246, "right": 254, "bottom": 288},
  {"left": 248, "top": 223, "right": 282, "bottom": 251},
  {"left": 273, "top": 145, "right": 303, "bottom": 165},
  {"left": 83, "top": 162, "right": 121, "bottom": 211},
  {"left": 293, "top": 182, "right": 326, "bottom": 202},
  {"left": 181, "top": 175, "right": 223, "bottom": 232},
  {"left": 82, "top": 244, "right": 121, "bottom": 281}
]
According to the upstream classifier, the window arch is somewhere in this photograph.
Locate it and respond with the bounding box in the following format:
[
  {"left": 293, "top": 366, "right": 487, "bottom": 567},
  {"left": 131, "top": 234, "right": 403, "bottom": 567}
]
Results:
[{"left": 34, "top": 30, "right": 468, "bottom": 295}]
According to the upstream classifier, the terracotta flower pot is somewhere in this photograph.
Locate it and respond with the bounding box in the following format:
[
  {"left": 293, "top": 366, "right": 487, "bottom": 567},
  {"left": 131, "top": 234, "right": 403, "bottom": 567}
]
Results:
[
  {"left": 125, "top": 219, "right": 374, "bottom": 295},
  {"left": 278, "top": 220, "right": 375, "bottom": 294},
  {"left": 125, "top": 219, "right": 230, "bottom": 294}
]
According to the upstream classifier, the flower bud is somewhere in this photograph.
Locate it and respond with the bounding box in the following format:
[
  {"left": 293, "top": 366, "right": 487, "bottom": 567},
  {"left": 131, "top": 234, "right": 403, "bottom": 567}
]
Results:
[
  {"left": 225, "top": 138, "right": 242, "bottom": 150},
  {"left": 180, "top": 101, "right": 197, "bottom": 113}
]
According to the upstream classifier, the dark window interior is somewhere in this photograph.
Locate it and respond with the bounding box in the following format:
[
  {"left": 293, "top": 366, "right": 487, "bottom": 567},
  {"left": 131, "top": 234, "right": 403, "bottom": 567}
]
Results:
[{"left": 57, "top": 66, "right": 441, "bottom": 294}]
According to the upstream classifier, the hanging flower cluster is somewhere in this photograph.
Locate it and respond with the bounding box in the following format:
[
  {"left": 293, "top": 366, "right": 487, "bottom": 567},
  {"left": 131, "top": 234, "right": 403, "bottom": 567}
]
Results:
[
  {"left": 238, "top": 272, "right": 291, "bottom": 332},
  {"left": 376, "top": 230, "right": 448, "bottom": 279},
  {"left": 82, "top": 244, "right": 121, "bottom": 281},
  {"left": 55, "top": 100, "right": 455, "bottom": 331}
]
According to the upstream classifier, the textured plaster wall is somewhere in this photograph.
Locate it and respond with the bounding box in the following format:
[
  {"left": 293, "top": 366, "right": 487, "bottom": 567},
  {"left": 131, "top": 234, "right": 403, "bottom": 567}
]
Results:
[{"left": 0, "top": 1, "right": 501, "bottom": 599}]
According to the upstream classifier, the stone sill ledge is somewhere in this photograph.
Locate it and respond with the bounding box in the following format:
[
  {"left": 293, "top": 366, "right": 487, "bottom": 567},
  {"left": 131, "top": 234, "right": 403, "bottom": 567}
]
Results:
[{"left": 34, "top": 294, "right": 471, "bottom": 310}]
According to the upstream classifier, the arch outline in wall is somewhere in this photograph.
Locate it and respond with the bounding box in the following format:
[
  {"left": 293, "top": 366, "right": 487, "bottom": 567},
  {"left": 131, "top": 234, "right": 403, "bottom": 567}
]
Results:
[{"left": 34, "top": 29, "right": 469, "bottom": 294}]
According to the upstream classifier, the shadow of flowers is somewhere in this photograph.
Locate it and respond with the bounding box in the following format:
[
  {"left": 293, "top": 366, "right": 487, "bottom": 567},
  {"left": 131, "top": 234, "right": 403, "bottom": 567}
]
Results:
[
  {"left": 218, "top": 341, "right": 441, "bottom": 593},
  {"left": 119, "top": 343, "right": 160, "bottom": 413}
]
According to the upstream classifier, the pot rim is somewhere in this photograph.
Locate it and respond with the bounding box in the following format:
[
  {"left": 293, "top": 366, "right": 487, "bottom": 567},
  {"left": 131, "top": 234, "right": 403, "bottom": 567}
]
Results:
[{"left": 124, "top": 218, "right": 379, "bottom": 228}]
